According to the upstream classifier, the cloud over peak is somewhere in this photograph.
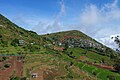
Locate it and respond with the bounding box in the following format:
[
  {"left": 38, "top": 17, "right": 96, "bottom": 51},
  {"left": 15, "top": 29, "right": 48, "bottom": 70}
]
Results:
[
  {"left": 80, "top": 5, "right": 101, "bottom": 26},
  {"left": 80, "top": 0, "right": 120, "bottom": 26}
]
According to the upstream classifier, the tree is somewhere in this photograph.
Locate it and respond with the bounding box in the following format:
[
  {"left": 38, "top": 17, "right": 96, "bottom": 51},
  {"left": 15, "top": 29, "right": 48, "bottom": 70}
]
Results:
[
  {"left": 112, "top": 36, "right": 120, "bottom": 73},
  {"left": 113, "top": 36, "right": 120, "bottom": 48}
]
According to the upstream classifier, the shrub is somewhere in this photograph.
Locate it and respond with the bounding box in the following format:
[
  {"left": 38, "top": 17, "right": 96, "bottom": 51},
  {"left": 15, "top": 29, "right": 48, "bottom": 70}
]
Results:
[
  {"left": 4, "top": 63, "right": 10, "bottom": 68},
  {"left": 10, "top": 77, "right": 21, "bottom": 80},
  {"left": 107, "top": 74, "right": 115, "bottom": 80},
  {"left": 114, "top": 61, "right": 120, "bottom": 73},
  {"left": 11, "top": 38, "right": 19, "bottom": 47},
  {"left": 92, "top": 71, "right": 97, "bottom": 76},
  {"left": 0, "top": 34, "right": 2, "bottom": 38},
  {"left": 1, "top": 40, "right": 8, "bottom": 46}
]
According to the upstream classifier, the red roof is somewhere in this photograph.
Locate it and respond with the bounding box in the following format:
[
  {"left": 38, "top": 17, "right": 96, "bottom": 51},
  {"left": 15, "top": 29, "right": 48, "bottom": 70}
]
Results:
[
  {"left": 60, "top": 36, "right": 80, "bottom": 42},
  {"left": 54, "top": 46, "right": 64, "bottom": 51}
]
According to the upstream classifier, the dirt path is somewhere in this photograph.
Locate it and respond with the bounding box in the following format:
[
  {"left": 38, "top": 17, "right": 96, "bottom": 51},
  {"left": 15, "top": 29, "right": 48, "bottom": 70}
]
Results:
[{"left": 0, "top": 56, "right": 24, "bottom": 80}]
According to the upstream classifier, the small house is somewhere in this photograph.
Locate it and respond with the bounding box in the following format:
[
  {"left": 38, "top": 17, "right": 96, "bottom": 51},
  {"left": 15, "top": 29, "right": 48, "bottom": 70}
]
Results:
[
  {"left": 32, "top": 73, "right": 38, "bottom": 78},
  {"left": 19, "top": 40, "right": 24, "bottom": 45}
]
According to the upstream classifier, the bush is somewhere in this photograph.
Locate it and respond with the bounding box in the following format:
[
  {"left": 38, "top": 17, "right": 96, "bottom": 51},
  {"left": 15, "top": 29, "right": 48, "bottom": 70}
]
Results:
[
  {"left": 29, "top": 30, "right": 37, "bottom": 35},
  {"left": 10, "top": 77, "right": 21, "bottom": 80},
  {"left": 4, "top": 63, "right": 10, "bottom": 68},
  {"left": 0, "top": 34, "right": 2, "bottom": 38},
  {"left": 21, "top": 77, "right": 26, "bottom": 80},
  {"left": 92, "top": 71, "right": 97, "bottom": 76},
  {"left": 107, "top": 74, "right": 115, "bottom": 80},
  {"left": 114, "top": 61, "right": 120, "bottom": 73},
  {"left": 1, "top": 40, "right": 8, "bottom": 46},
  {"left": 11, "top": 38, "right": 19, "bottom": 47},
  {"left": 27, "top": 44, "right": 40, "bottom": 52},
  {"left": 10, "top": 77, "right": 26, "bottom": 80},
  {"left": 0, "top": 57, "right": 7, "bottom": 62}
]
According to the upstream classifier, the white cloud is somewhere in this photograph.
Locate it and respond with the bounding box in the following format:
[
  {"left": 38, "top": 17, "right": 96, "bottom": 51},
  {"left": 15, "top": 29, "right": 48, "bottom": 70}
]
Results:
[
  {"left": 96, "top": 34, "right": 119, "bottom": 49},
  {"left": 31, "top": 0, "right": 66, "bottom": 34},
  {"left": 79, "top": 0, "right": 120, "bottom": 49},
  {"left": 58, "top": 0, "right": 66, "bottom": 18},
  {"left": 80, "top": 5, "right": 101, "bottom": 26},
  {"left": 12, "top": 0, "right": 66, "bottom": 35},
  {"left": 80, "top": 0, "right": 120, "bottom": 26}
]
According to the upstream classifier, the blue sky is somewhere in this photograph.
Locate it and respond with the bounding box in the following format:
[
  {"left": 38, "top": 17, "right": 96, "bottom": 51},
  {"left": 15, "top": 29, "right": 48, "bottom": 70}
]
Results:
[{"left": 0, "top": 0, "right": 120, "bottom": 49}]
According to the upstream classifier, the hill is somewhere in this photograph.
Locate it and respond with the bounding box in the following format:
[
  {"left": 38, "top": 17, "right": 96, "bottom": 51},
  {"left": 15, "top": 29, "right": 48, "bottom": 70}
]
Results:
[
  {"left": 0, "top": 14, "right": 120, "bottom": 80},
  {"left": 0, "top": 14, "right": 42, "bottom": 53},
  {"left": 0, "top": 14, "right": 40, "bottom": 41}
]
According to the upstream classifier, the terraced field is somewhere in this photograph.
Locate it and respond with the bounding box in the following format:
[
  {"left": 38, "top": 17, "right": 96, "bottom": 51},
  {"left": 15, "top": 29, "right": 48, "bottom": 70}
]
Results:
[
  {"left": 67, "top": 48, "right": 120, "bottom": 80},
  {"left": 0, "top": 55, "right": 24, "bottom": 80},
  {"left": 23, "top": 53, "right": 98, "bottom": 80}
]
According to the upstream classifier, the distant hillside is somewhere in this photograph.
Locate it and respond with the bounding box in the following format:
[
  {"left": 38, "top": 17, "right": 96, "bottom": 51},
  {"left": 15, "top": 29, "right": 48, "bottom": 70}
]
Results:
[
  {"left": 42, "top": 30, "right": 119, "bottom": 56},
  {"left": 0, "top": 14, "right": 42, "bottom": 53},
  {"left": 0, "top": 13, "right": 119, "bottom": 56},
  {"left": 0, "top": 13, "right": 118, "bottom": 56},
  {"left": 1, "top": 14, "right": 120, "bottom": 80},
  {"left": 42, "top": 30, "right": 92, "bottom": 39},
  {"left": 0, "top": 14, "right": 41, "bottom": 43}
]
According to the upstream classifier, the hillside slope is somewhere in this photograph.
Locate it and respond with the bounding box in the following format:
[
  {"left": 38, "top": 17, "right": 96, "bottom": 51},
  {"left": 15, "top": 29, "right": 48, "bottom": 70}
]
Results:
[
  {"left": 0, "top": 14, "right": 43, "bottom": 53},
  {"left": 0, "top": 14, "right": 117, "bottom": 55},
  {"left": 0, "top": 14, "right": 41, "bottom": 42},
  {"left": 0, "top": 14, "right": 120, "bottom": 80}
]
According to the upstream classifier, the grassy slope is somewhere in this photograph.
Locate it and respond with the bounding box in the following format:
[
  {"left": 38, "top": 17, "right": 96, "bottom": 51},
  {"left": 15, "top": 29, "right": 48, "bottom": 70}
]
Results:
[
  {"left": 0, "top": 14, "right": 40, "bottom": 42},
  {"left": 23, "top": 52, "right": 98, "bottom": 80},
  {"left": 0, "top": 14, "right": 43, "bottom": 53},
  {"left": 66, "top": 48, "right": 120, "bottom": 80},
  {"left": 23, "top": 49, "right": 120, "bottom": 80},
  {"left": 41, "top": 30, "right": 93, "bottom": 40}
]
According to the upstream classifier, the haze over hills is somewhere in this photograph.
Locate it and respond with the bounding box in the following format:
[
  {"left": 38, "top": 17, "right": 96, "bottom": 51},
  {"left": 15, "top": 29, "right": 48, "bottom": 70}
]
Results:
[{"left": 1, "top": 14, "right": 120, "bottom": 80}]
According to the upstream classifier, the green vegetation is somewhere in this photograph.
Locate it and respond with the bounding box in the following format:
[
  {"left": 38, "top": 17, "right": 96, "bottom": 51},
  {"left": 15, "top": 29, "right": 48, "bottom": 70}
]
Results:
[
  {"left": 23, "top": 53, "right": 97, "bottom": 80},
  {"left": 10, "top": 77, "right": 20, "bottom": 80},
  {"left": 1, "top": 13, "right": 120, "bottom": 80},
  {"left": 4, "top": 63, "right": 10, "bottom": 68},
  {"left": 10, "top": 77, "right": 26, "bottom": 80}
]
